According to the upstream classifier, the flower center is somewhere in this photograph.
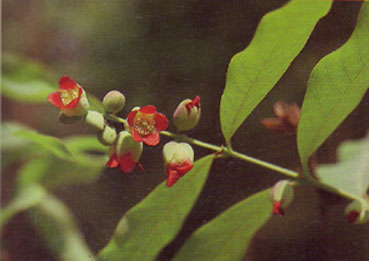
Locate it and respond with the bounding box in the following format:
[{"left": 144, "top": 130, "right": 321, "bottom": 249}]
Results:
[
  {"left": 59, "top": 87, "right": 79, "bottom": 106},
  {"left": 133, "top": 118, "right": 155, "bottom": 136}
]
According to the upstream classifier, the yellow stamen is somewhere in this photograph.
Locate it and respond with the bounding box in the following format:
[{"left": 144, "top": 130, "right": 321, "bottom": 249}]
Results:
[
  {"left": 59, "top": 86, "right": 79, "bottom": 106},
  {"left": 133, "top": 117, "right": 155, "bottom": 136}
]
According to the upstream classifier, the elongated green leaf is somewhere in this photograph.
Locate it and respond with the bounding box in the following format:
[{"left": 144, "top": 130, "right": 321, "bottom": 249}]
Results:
[
  {"left": 1, "top": 183, "right": 47, "bottom": 228},
  {"left": 2, "top": 53, "right": 55, "bottom": 103},
  {"left": 174, "top": 189, "right": 272, "bottom": 261},
  {"left": 14, "top": 136, "right": 108, "bottom": 189},
  {"left": 97, "top": 155, "right": 214, "bottom": 261},
  {"left": 29, "top": 193, "right": 95, "bottom": 261},
  {"left": 15, "top": 129, "right": 73, "bottom": 160},
  {"left": 317, "top": 134, "right": 369, "bottom": 199},
  {"left": 297, "top": 4, "right": 369, "bottom": 164},
  {"left": 220, "top": 0, "right": 332, "bottom": 145}
]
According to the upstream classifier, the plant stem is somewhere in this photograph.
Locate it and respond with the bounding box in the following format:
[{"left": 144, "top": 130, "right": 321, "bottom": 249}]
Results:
[
  {"left": 160, "top": 131, "right": 298, "bottom": 178},
  {"left": 107, "top": 115, "right": 360, "bottom": 202}
]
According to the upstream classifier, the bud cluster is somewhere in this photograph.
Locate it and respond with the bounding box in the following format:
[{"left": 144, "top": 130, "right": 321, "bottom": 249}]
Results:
[{"left": 48, "top": 76, "right": 201, "bottom": 187}]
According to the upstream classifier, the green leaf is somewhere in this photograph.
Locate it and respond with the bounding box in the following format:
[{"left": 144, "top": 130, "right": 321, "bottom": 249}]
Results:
[
  {"left": 15, "top": 136, "right": 108, "bottom": 189},
  {"left": 2, "top": 53, "right": 55, "bottom": 103},
  {"left": 174, "top": 189, "right": 272, "bottom": 261},
  {"left": 97, "top": 155, "right": 214, "bottom": 261},
  {"left": 29, "top": 193, "right": 95, "bottom": 261},
  {"left": 317, "top": 134, "right": 369, "bottom": 199},
  {"left": 14, "top": 129, "right": 73, "bottom": 160},
  {"left": 1, "top": 183, "right": 47, "bottom": 228},
  {"left": 220, "top": 0, "right": 332, "bottom": 145},
  {"left": 297, "top": 4, "right": 369, "bottom": 164},
  {"left": 1, "top": 122, "right": 31, "bottom": 151}
]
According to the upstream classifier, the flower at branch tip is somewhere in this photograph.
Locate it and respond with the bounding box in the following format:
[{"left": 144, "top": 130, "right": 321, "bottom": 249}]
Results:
[
  {"left": 103, "top": 90, "right": 126, "bottom": 113},
  {"left": 344, "top": 200, "right": 369, "bottom": 225},
  {"left": 127, "top": 105, "right": 169, "bottom": 146},
  {"left": 261, "top": 101, "right": 300, "bottom": 135},
  {"left": 48, "top": 76, "right": 89, "bottom": 117},
  {"left": 163, "top": 141, "right": 194, "bottom": 187},
  {"left": 106, "top": 131, "right": 143, "bottom": 174},
  {"left": 173, "top": 96, "right": 201, "bottom": 132},
  {"left": 270, "top": 180, "right": 294, "bottom": 216}
]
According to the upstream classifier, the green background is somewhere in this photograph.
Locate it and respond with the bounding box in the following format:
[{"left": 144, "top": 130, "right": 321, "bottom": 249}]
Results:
[{"left": 2, "top": 0, "right": 369, "bottom": 260}]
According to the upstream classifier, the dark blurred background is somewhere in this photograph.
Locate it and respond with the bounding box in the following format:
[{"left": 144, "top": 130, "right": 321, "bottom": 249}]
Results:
[{"left": 2, "top": 0, "right": 369, "bottom": 260}]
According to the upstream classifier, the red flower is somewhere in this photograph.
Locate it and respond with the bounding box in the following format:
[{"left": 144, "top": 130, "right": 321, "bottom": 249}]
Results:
[
  {"left": 48, "top": 76, "right": 83, "bottom": 109},
  {"left": 48, "top": 76, "right": 90, "bottom": 117},
  {"left": 127, "top": 105, "right": 169, "bottom": 146},
  {"left": 106, "top": 152, "right": 143, "bottom": 174},
  {"left": 106, "top": 131, "right": 143, "bottom": 174},
  {"left": 166, "top": 160, "right": 193, "bottom": 187}
]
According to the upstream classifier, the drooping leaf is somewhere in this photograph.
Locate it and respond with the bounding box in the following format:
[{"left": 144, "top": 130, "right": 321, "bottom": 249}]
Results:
[
  {"left": 2, "top": 53, "right": 56, "bottom": 103},
  {"left": 317, "top": 134, "right": 369, "bottom": 199},
  {"left": 15, "top": 136, "right": 108, "bottom": 189},
  {"left": 297, "top": 4, "right": 369, "bottom": 165},
  {"left": 29, "top": 193, "right": 95, "bottom": 261},
  {"left": 174, "top": 189, "right": 272, "bottom": 261},
  {"left": 1, "top": 182, "right": 47, "bottom": 227},
  {"left": 220, "top": 0, "right": 332, "bottom": 145},
  {"left": 97, "top": 155, "right": 214, "bottom": 261},
  {"left": 14, "top": 129, "right": 73, "bottom": 160}
]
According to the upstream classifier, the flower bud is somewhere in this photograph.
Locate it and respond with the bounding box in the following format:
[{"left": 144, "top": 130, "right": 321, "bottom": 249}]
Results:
[
  {"left": 163, "top": 141, "right": 194, "bottom": 187},
  {"left": 97, "top": 125, "right": 117, "bottom": 146},
  {"left": 85, "top": 110, "right": 105, "bottom": 131},
  {"left": 106, "top": 131, "right": 143, "bottom": 173},
  {"left": 103, "top": 90, "right": 126, "bottom": 113},
  {"left": 270, "top": 180, "right": 294, "bottom": 216},
  {"left": 344, "top": 200, "right": 369, "bottom": 224},
  {"left": 116, "top": 131, "right": 143, "bottom": 163},
  {"left": 173, "top": 96, "right": 201, "bottom": 132}
]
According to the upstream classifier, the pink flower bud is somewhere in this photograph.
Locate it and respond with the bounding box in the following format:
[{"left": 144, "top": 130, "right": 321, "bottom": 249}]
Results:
[
  {"left": 270, "top": 180, "right": 294, "bottom": 216},
  {"left": 344, "top": 200, "right": 369, "bottom": 224},
  {"left": 173, "top": 96, "right": 201, "bottom": 131},
  {"left": 162, "top": 141, "right": 194, "bottom": 187}
]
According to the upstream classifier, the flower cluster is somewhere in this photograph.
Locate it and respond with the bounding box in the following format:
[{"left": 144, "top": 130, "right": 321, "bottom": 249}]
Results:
[{"left": 48, "top": 76, "right": 201, "bottom": 187}]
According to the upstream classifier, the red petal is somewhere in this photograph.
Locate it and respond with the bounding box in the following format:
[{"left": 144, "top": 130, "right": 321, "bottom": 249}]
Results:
[
  {"left": 64, "top": 87, "right": 82, "bottom": 109},
  {"left": 273, "top": 201, "right": 284, "bottom": 216},
  {"left": 106, "top": 153, "right": 119, "bottom": 168},
  {"left": 118, "top": 153, "right": 137, "bottom": 174},
  {"left": 192, "top": 96, "right": 200, "bottom": 108},
  {"left": 142, "top": 132, "right": 160, "bottom": 146},
  {"left": 127, "top": 110, "right": 138, "bottom": 127},
  {"left": 48, "top": 92, "right": 64, "bottom": 109},
  {"left": 346, "top": 211, "right": 359, "bottom": 224},
  {"left": 176, "top": 161, "right": 193, "bottom": 176},
  {"left": 166, "top": 169, "right": 180, "bottom": 187},
  {"left": 131, "top": 128, "right": 143, "bottom": 143},
  {"left": 140, "top": 105, "right": 156, "bottom": 114},
  {"left": 59, "top": 76, "right": 77, "bottom": 90},
  {"left": 154, "top": 113, "right": 169, "bottom": 131}
]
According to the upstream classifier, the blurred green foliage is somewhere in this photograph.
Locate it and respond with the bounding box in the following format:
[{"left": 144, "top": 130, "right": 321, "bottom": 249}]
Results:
[{"left": 2, "top": 0, "right": 369, "bottom": 261}]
